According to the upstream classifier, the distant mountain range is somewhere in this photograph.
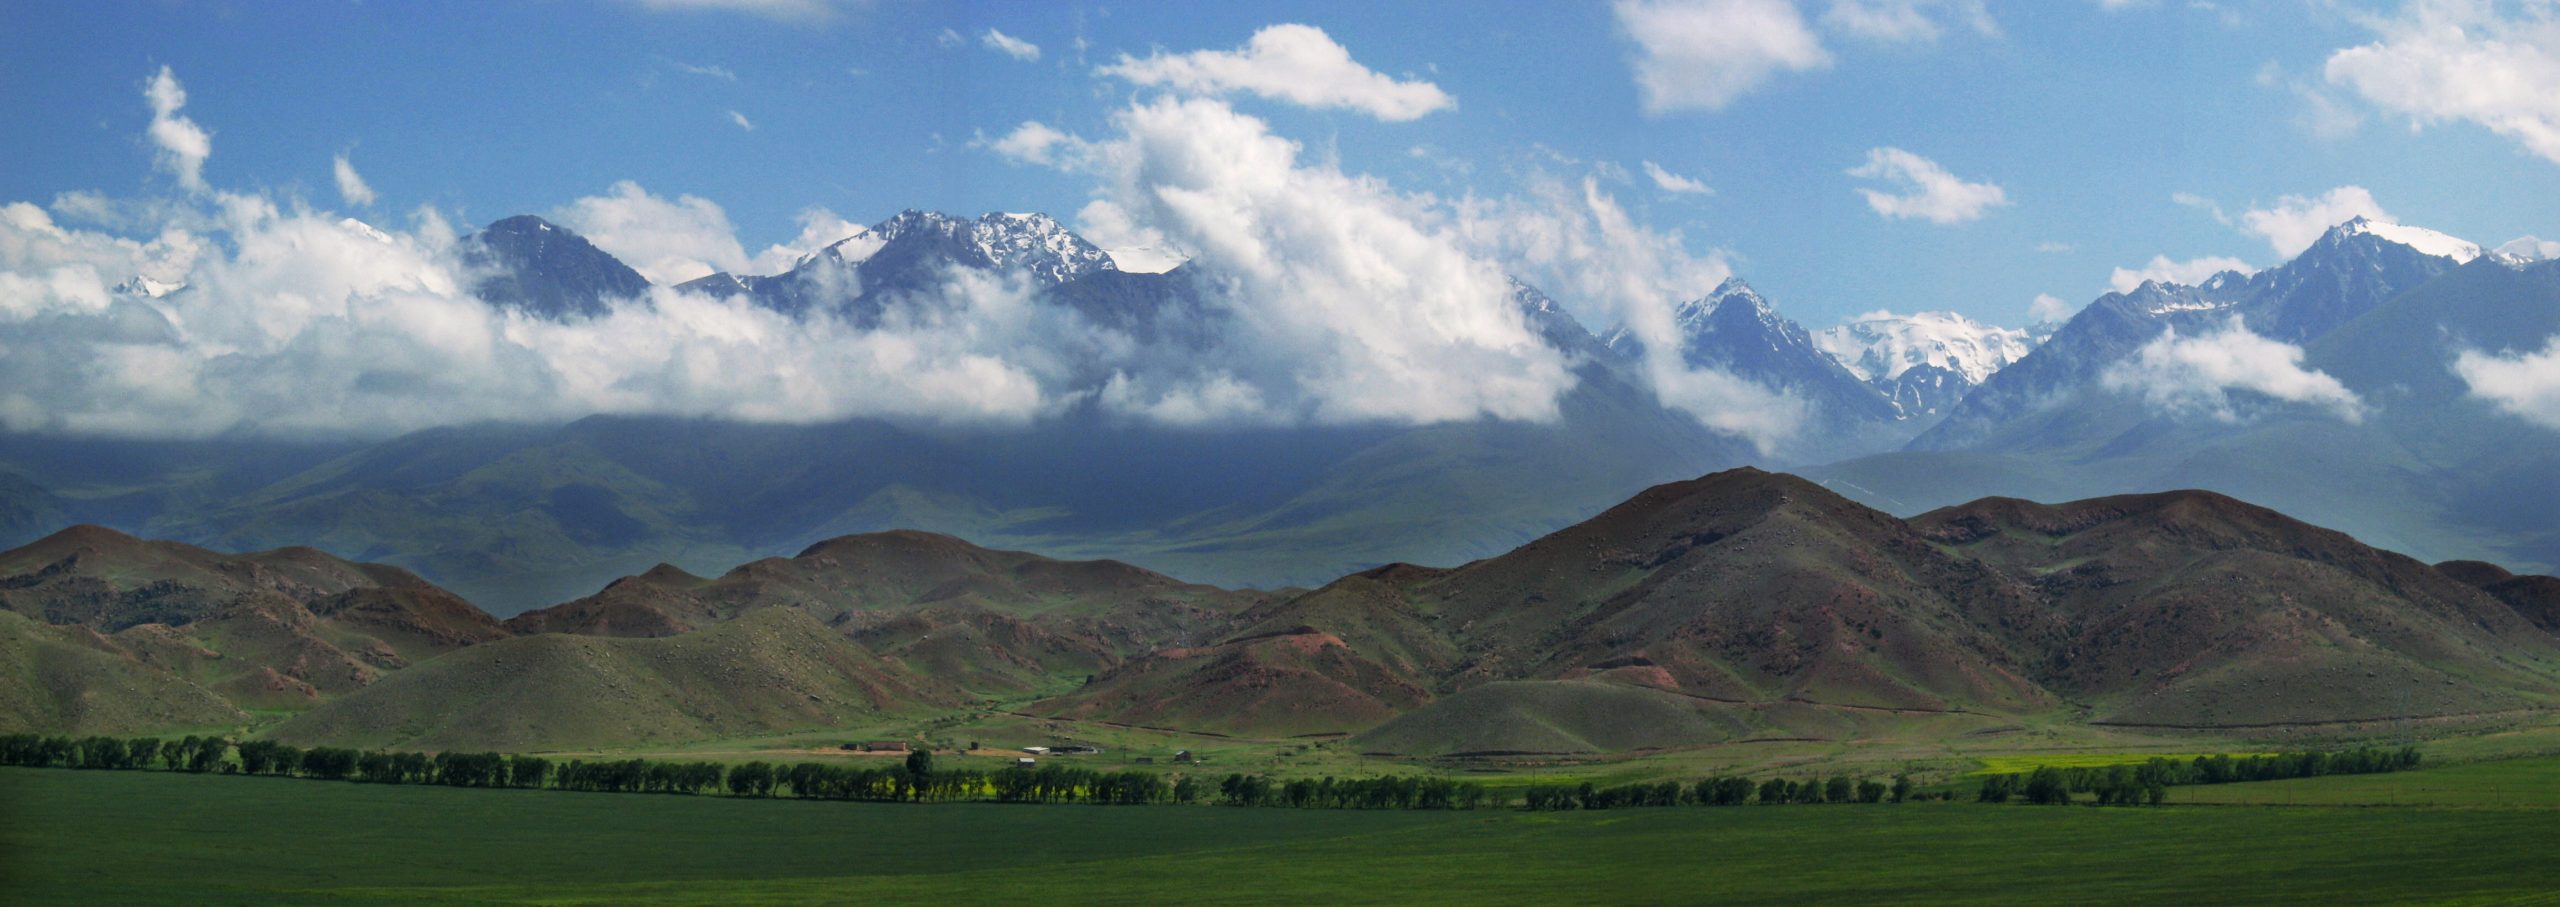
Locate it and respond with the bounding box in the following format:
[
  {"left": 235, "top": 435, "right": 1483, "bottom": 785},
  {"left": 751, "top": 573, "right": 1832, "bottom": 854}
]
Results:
[
  {"left": 1815, "top": 217, "right": 2560, "bottom": 580},
  {"left": 0, "top": 205, "right": 2554, "bottom": 617},
  {"left": 10, "top": 469, "right": 2558, "bottom": 755}
]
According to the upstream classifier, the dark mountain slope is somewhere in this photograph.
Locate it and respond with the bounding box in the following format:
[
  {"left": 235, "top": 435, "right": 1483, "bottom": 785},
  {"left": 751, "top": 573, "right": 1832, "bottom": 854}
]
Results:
[
  {"left": 461, "top": 215, "right": 652, "bottom": 318},
  {"left": 1913, "top": 491, "right": 2560, "bottom": 725}
]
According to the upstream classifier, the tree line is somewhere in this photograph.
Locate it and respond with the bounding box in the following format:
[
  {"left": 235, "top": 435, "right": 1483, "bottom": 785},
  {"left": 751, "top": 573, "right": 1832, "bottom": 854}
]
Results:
[
  {"left": 1974, "top": 747, "right": 2422, "bottom": 806},
  {"left": 0, "top": 734, "right": 2424, "bottom": 812},
  {"left": 1517, "top": 773, "right": 1917, "bottom": 810}
]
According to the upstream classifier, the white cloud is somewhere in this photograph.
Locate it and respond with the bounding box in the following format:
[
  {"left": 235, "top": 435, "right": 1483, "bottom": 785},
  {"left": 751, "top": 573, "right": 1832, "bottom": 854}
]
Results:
[
  {"left": 145, "top": 67, "right": 212, "bottom": 193},
  {"left": 982, "top": 121, "right": 1076, "bottom": 166},
  {"left": 2456, "top": 336, "right": 2560, "bottom": 429},
  {"left": 331, "top": 154, "right": 376, "bottom": 208},
  {"left": 1451, "top": 176, "right": 1805, "bottom": 450},
  {"left": 617, "top": 0, "right": 847, "bottom": 23},
  {"left": 1069, "top": 96, "right": 1571, "bottom": 425},
  {"left": 2326, "top": 1, "right": 2560, "bottom": 166},
  {"left": 981, "top": 28, "right": 1041, "bottom": 62},
  {"left": 1642, "top": 160, "right": 1713, "bottom": 195},
  {"left": 936, "top": 28, "right": 965, "bottom": 48},
  {"left": 549, "top": 181, "right": 751, "bottom": 284},
  {"left": 2102, "top": 317, "right": 2365, "bottom": 423},
  {"left": 2029, "top": 293, "right": 2075, "bottom": 322},
  {"left": 1072, "top": 199, "right": 1187, "bottom": 273},
  {"left": 675, "top": 61, "right": 738, "bottom": 81},
  {"left": 0, "top": 189, "right": 1098, "bottom": 439},
  {"left": 1821, "top": 0, "right": 1997, "bottom": 43},
  {"left": 727, "top": 110, "right": 756, "bottom": 131},
  {"left": 2108, "top": 254, "right": 2255, "bottom": 293},
  {"left": 1846, "top": 147, "right": 2007, "bottom": 224},
  {"left": 1615, "top": 0, "right": 1832, "bottom": 113},
  {"left": 1098, "top": 24, "right": 1454, "bottom": 122},
  {"left": 2240, "top": 186, "right": 2389, "bottom": 258}
]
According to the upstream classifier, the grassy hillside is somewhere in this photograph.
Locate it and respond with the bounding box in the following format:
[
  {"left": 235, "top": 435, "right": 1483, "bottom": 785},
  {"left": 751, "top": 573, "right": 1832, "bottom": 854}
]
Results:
[
  {"left": 269, "top": 609, "right": 963, "bottom": 751},
  {"left": 0, "top": 525, "right": 512, "bottom": 717},
  {"left": 0, "top": 610, "right": 242, "bottom": 735}
]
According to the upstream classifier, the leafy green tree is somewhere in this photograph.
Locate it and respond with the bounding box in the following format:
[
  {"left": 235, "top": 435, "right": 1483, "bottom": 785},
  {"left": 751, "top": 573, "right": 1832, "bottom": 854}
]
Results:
[
  {"left": 1857, "top": 779, "right": 1888, "bottom": 803},
  {"left": 1758, "top": 777, "right": 1789, "bottom": 804},
  {"left": 2024, "top": 767, "right": 2071, "bottom": 805},
  {"left": 1825, "top": 775, "right": 1854, "bottom": 803},
  {"left": 1890, "top": 773, "right": 1913, "bottom": 803}
]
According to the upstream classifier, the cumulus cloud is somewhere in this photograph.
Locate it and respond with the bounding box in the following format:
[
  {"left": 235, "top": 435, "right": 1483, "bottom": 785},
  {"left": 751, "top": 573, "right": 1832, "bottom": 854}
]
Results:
[
  {"left": 549, "top": 181, "right": 751, "bottom": 284},
  {"left": 1846, "top": 147, "right": 2007, "bottom": 224},
  {"left": 2456, "top": 336, "right": 2560, "bottom": 429},
  {"left": 2240, "top": 185, "right": 2389, "bottom": 258},
  {"left": 145, "top": 67, "right": 212, "bottom": 193},
  {"left": 981, "top": 28, "right": 1041, "bottom": 62},
  {"left": 982, "top": 121, "right": 1077, "bottom": 166},
  {"left": 1451, "top": 176, "right": 1804, "bottom": 449},
  {"left": 331, "top": 154, "right": 376, "bottom": 208},
  {"left": 2326, "top": 1, "right": 2560, "bottom": 166},
  {"left": 2108, "top": 254, "right": 2255, "bottom": 293},
  {"left": 1072, "top": 199, "right": 1187, "bottom": 274},
  {"left": 1821, "top": 0, "right": 1998, "bottom": 43},
  {"left": 1068, "top": 96, "right": 1571, "bottom": 424},
  {"left": 1642, "top": 160, "right": 1713, "bottom": 195},
  {"left": 2102, "top": 317, "right": 2365, "bottom": 423},
  {"left": 1098, "top": 24, "right": 1453, "bottom": 121},
  {"left": 1615, "top": 0, "right": 1832, "bottom": 113},
  {"left": 2029, "top": 293, "right": 2075, "bottom": 323}
]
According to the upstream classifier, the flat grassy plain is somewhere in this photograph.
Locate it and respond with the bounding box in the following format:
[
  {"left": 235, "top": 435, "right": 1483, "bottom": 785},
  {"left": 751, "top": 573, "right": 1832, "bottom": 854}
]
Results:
[
  {"left": 2174, "top": 754, "right": 2560, "bottom": 808},
  {"left": 15, "top": 767, "right": 2560, "bottom": 905}
]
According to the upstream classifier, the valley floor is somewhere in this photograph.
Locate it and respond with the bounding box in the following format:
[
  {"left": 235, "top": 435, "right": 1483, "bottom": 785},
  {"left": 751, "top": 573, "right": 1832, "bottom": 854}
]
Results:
[{"left": 12, "top": 765, "right": 2560, "bottom": 904}]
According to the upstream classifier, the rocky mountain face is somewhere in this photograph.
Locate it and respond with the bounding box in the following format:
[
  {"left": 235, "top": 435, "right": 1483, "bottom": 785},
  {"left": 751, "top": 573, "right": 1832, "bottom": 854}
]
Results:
[{"left": 461, "top": 215, "right": 653, "bottom": 318}]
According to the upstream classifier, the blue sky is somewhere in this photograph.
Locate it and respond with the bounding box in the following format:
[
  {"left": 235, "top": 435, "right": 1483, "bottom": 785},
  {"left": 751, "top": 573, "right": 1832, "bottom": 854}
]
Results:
[{"left": 5, "top": 0, "right": 2558, "bottom": 330}]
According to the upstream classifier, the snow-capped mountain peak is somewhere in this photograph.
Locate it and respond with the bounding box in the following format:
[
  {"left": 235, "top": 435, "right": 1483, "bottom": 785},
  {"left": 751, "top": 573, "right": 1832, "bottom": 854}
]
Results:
[
  {"left": 805, "top": 227, "right": 883, "bottom": 269},
  {"left": 2492, "top": 236, "right": 2560, "bottom": 265},
  {"left": 2330, "top": 216, "right": 2481, "bottom": 264},
  {"left": 868, "top": 209, "right": 1119, "bottom": 285},
  {"left": 1811, "top": 310, "right": 2036, "bottom": 385}
]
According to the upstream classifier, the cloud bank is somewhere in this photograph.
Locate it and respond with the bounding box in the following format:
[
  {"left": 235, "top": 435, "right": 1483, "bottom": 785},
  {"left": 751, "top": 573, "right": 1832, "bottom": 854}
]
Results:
[
  {"left": 2, "top": 64, "right": 1815, "bottom": 451},
  {"left": 2455, "top": 336, "right": 2560, "bottom": 430},
  {"left": 2102, "top": 317, "right": 2365, "bottom": 423}
]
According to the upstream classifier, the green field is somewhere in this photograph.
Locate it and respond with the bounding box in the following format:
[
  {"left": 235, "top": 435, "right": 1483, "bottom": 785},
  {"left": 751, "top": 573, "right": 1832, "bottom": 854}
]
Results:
[
  {"left": 15, "top": 767, "right": 2560, "bottom": 904},
  {"left": 2172, "top": 755, "right": 2560, "bottom": 808}
]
